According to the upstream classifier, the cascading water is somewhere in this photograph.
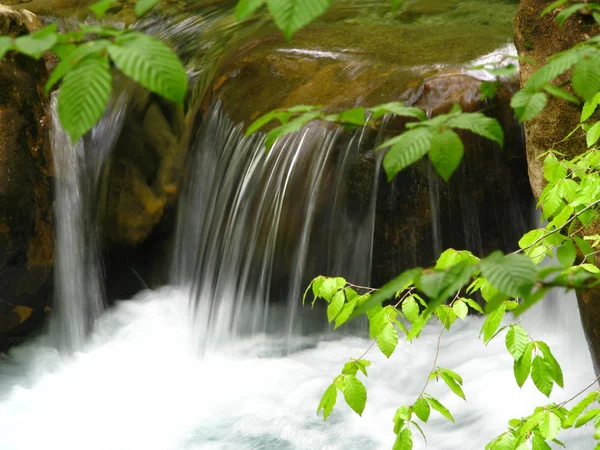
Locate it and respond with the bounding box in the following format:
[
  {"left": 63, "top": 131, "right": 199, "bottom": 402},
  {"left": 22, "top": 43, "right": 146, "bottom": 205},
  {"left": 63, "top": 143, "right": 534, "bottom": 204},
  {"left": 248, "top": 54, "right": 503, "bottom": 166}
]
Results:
[
  {"left": 174, "top": 103, "right": 383, "bottom": 353},
  {"left": 49, "top": 92, "right": 127, "bottom": 352}
]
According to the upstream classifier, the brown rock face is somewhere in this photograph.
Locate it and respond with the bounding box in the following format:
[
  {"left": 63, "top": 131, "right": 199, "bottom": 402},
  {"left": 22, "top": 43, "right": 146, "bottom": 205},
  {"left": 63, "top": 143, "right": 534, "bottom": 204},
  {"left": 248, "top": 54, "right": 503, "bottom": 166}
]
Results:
[{"left": 0, "top": 5, "right": 53, "bottom": 350}]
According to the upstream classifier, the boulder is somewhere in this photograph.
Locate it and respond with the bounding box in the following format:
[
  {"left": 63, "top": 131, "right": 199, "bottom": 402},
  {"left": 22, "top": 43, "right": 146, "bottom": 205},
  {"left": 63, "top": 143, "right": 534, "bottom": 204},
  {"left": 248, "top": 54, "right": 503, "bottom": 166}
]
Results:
[{"left": 0, "top": 5, "right": 53, "bottom": 350}]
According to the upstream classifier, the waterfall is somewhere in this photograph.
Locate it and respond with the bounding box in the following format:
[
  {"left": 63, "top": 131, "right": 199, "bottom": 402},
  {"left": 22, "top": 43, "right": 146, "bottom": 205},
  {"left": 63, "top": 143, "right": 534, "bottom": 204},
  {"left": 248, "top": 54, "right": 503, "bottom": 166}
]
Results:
[
  {"left": 48, "top": 93, "right": 127, "bottom": 352},
  {"left": 173, "top": 103, "right": 385, "bottom": 353}
]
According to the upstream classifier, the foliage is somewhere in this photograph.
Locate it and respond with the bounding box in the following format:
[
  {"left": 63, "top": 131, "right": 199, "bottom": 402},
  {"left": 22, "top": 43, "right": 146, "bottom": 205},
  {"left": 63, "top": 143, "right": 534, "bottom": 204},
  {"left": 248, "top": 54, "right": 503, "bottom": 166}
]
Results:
[{"left": 4, "top": 0, "right": 600, "bottom": 448}]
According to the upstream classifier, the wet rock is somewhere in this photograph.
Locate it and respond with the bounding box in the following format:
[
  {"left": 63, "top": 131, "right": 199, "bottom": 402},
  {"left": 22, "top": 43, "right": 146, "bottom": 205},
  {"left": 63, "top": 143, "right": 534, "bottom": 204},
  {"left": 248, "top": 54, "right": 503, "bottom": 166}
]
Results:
[
  {"left": 515, "top": 0, "right": 600, "bottom": 372},
  {"left": 0, "top": 5, "right": 53, "bottom": 350}
]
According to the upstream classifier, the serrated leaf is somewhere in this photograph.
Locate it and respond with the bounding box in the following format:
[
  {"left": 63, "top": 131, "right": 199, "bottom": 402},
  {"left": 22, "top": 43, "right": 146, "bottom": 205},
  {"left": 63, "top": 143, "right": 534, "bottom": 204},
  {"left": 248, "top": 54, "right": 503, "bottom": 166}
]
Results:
[
  {"left": 452, "top": 300, "right": 468, "bottom": 319},
  {"left": 582, "top": 92, "right": 600, "bottom": 121},
  {"left": 317, "top": 383, "right": 337, "bottom": 420},
  {"left": 266, "top": 0, "right": 331, "bottom": 40},
  {"left": 480, "top": 251, "right": 537, "bottom": 298},
  {"left": 317, "top": 277, "right": 346, "bottom": 302},
  {"left": 57, "top": 54, "right": 111, "bottom": 143},
  {"left": 402, "top": 296, "right": 420, "bottom": 322},
  {"left": 429, "top": 128, "right": 464, "bottom": 181},
  {"left": 343, "top": 375, "right": 367, "bottom": 416},
  {"left": 377, "top": 323, "right": 399, "bottom": 358},
  {"left": 564, "top": 391, "right": 598, "bottom": 427},
  {"left": 587, "top": 122, "right": 600, "bottom": 147},
  {"left": 526, "top": 49, "right": 582, "bottom": 90},
  {"left": 535, "top": 342, "right": 564, "bottom": 388},
  {"left": 264, "top": 111, "right": 322, "bottom": 150},
  {"left": 425, "top": 396, "right": 454, "bottom": 422},
  {"left": 14, "top": 24, "right": 58, "bottom": 60},
  {"left": 446, "top": 112, "right": 504, "bottom": 147},
  {"left": 382, "top": 128, "right": 433, "bottom": 181},
  {"left": 369, "top": 103, "right": 426, "bottom": 121},
  {"left": 491, "top": 432, "right": 516, "bottom": 450},
  {"left": 540, "top": 411, "right": 561, "bottom": 440},
  {"left": 557, "top": 239, "right": 577, "bottom": 268},
  {"left": 531, "top": 356, "right": 554, "bottom": 397},
  {"left": 439, "top": 372, "right": 466, "bottom": 400},
  {"left": 506, "top": 325, "right": 529, "bottom": 360},
  {"left": 327, "top": 290, "right": 345, "bottom": 322},
  {"left": 464, "top": 297, "right": 484, "bottom": 314},
  {"left": 511, "top": 90, "right": 548, "bottom": 122},
  {"left": 108, "top": 32, "right": 188, "bottom": 107},
  {"left": 0, "top": 36, "right": 14, "bottom": 60},
  {"left": 532, "top": 434, "right": 552, "bottom": 450},
  {"left": 544, "top": 84, "right": 580, "bottom": 103},
  {"left": 334, "top": 298, "right": 357, "bottom": 329},
  {"left": 336, "top": 107, "right": 366, "bottom": 125},
  {"left": 575, "top": 408, "right": 600, "bottom": 428},
  {"left": 393, "top": 428, "right": 413, "bottom": 450},
  {"left": 413, "top": 397, "right": 430, "bottom": 423},
  {"left": 435, "top": 249, "right": 480, "bottom": 270},
  {"left": 482, "top": 304, "right": 506, "bottom": 343},
  {"left": 514, "top": 342, "right": 534, "bottom": 387},
  {"left": 572, "top": 54, "right": 600, "bottom": 101}
]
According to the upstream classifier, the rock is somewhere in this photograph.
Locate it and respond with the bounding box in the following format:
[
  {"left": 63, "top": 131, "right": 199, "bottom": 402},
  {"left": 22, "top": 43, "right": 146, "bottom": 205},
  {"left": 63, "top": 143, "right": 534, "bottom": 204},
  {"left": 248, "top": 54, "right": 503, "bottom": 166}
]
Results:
[
  {"left": 515, "top": 0, "right": 600, "bottom": 373},
  {"left": 0, "top": 5, "right": 53, "bottom": 350}
]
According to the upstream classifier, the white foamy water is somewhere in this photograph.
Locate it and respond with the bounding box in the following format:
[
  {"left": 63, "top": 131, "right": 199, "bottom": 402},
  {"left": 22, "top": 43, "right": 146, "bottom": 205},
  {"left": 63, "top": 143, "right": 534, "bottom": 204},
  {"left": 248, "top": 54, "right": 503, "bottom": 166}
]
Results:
[{"left": 0, "top": 287, "right": 594, "bottom": 450}]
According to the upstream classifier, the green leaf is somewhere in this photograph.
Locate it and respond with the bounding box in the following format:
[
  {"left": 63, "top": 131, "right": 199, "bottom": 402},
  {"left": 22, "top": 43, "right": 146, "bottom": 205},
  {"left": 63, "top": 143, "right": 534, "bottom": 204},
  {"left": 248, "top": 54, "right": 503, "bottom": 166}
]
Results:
[
  {"left": 446, "top": 112, "right": 504, "bottom": 147},
  {"left": 464, "top": 297, "right": 484, "bottom": 314},
  {"left": 541, "top": 0, "right": 568, "bottom": 16},
  {"left": 435, "top": 249, "right": 480, "bottom": 270},
  {"left": 491, "top": 432, "right": 516, "bottom": 450},
  {"left": 511, "top": 90, "right": 548, "bottom": 122},
  {"left": 564, "top": 391, "right": 598, "bottom": 427},
  {"left": 587, "top": 122, "right": 600, "bottom": 147},
  {"left": 342, "top": 375, "right": 367, "bottom": 416},
  {"left": 266, "top": 0, "right": 331, "bottom": 40},
  {"left": 536, "top": 342, "right": 564, "bottom": 388},
  {"left": 531, "top": 434, "right": 552, "bottom": 450},
  {"left": 429, "top": 128, "right": 464, "bottom": 181},
  {"left": 505, "top": 325, "right": 530, "bottom": 360},
  {"left": 327, "top": 290, "right": 345, "bottom": 322},
  {"left": 382, "top": 128, "right": 433, "bottom": 181},
  {"left": 581, "top": 92, "right": 600, "bottom": 121},
  {"left": 334, "top": 298, "right": 358, "bottom": 329},
  {"left": 317, "top": 383, "right": 337, "bottom": 420},
  {"left": 413, "top": 397, "right": 431, "bottom": 423},
  {"left": 236, "top": 0, "right": 265, "bottom": 19},
  {"left": 531, "top": 356, "right": 554, "bottom": 397},
  {"left": 557, "top": 239, "right": 577, "bottom": 268},
  {"left": 526, "top": 49, "right": 582, "bottom": 90},
  {"left": 425, "top": 395, "right": 454, "bottom": 422},
  {"left": 369, "top": 103, "right": 426, "bottom": 121},
  {"left": 514, "top": 342, "right": 534, "bottom": 387},
  {"left": 402, "top": 296, "right": 420, "bottom": 322},
  {"left": 377, "top": 323, "right": 399, "bottom": 358},
  {"left": 336, "top": 107, "right": 366, "bottom": 126},
  {"left": 539, "top": 411, "right": 561, "bottom": 440},
  {"left": 575, "top": 408, "right": 600, "bottom": 428},
  {"left": 57, "top": 54, "right": 112, "bottom": 143},
  {"left": 90, "top": 0, "right": 118, "bottom": 17},
  {"left": 452, "top": 300, "right": 468, "bottom": 319},
  {"left": 316, "top": 277, "right": 346, "bottom": 302},
  {"left": 0, "top": 36, "right": 14, "bottom": 60},
  {"left": 482, "top": 304, "right": 506, "bottom": 343},
  {"left": 135, "top": 0, "right": 161, "bottom": 16},
  {"left": 393, "top": 428, "right": 413, "bottom": 450},
  {"left": 439, "top": 372, "right": 466, "bottom": 400},
  {"left": 108, "top": 32, "right": 188, "bottom": 107},
  {"left": 45, "top": 40, "right": 111, "bottom": 93},
  {"left": 575, "top": 236, "right": 595, "bottom": 262},
  {"left": 543, "top": 154, "right": 567, "bottom": 182},
  {"left": 264, "top": 111, "right": 322, "bottom": 150},
  {"left": 572, "top": 54, "right": 600, "bottom": 101},
  {"left": 544, "top": 84, "right": 580, "bottom": 103},
  {"left": 14, "top": 24, "right": 58, "bottom": 60},
  {"left": 480, "top": 251, "right": 537, "bottom": 298},
  {"left": 352, "top": 268, "right": 421, "bottom": 318}
]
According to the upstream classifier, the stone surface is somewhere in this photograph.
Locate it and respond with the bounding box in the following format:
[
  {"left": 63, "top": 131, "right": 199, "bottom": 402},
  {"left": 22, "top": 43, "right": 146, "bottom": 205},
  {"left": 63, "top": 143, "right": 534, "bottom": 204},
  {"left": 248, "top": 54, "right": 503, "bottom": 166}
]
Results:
[
  {"left": 0, "top": 5, "right": 53, "bottom": 350},
  {"left": 515, "top": 0, "right": 600, "bottom": 373}
]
